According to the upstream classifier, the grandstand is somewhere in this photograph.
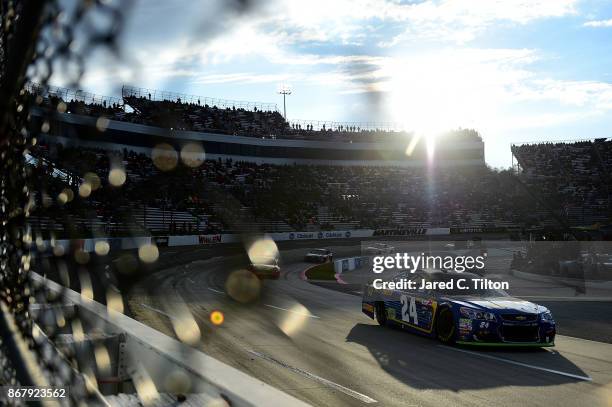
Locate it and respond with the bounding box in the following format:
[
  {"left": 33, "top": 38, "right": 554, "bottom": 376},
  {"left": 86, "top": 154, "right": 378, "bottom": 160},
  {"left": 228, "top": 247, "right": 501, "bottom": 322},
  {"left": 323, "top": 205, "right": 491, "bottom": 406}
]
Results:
[
  {"left": 23, "top": 84, "right": 612, "bottom": 238},
  {"left": 28, "top": 83, "right": 485, "bottom": 167},
  {"left": 512, "top": 139, "right": 612, "bottom": 227}
]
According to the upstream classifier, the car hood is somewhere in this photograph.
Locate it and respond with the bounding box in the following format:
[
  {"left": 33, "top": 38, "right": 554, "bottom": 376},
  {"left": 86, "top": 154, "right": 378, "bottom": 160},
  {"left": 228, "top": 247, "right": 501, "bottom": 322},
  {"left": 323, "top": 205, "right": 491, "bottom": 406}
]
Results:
[{"left": 449, "top": 296, "right": 547, "bottom": 314}]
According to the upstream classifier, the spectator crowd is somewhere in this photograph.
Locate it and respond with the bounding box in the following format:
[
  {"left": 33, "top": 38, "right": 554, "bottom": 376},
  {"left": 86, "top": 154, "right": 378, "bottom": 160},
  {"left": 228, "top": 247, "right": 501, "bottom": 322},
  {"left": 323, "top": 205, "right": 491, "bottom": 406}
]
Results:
[
  {"left": 28, "top": 83, "right": 483, "bottom": 144},
  {"left": 28, "top": 140, "right": 607, "bottom": 239},
  {"left": 512, "top": 140, "right": 612, "bottom": 226}
]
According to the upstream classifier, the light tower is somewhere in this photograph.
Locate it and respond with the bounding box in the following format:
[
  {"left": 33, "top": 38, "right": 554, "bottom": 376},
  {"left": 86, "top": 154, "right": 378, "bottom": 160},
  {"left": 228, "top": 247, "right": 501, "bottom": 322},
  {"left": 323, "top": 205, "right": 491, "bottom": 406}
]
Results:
[{"left": 277, "top": 84, "right": 292, "bottom": 120}]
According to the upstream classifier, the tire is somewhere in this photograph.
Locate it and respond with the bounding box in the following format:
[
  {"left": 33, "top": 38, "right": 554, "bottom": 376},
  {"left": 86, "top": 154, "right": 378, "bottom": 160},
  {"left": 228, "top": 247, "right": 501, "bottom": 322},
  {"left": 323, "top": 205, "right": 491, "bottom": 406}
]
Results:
[
  {"left": 436, "top": 307, "right": 456, "bottom": 344},
  {"left": 375, "top": 302, "right": 388, "bottom": 327}
]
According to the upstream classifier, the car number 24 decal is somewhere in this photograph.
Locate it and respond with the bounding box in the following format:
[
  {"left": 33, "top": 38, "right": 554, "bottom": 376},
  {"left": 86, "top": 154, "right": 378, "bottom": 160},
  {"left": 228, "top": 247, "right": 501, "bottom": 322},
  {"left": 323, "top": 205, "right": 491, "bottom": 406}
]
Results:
[
  {"left": 401, "top": 295, "right": 419, "bottom": 325},
  {"left": 398, "top": 294, "right": 437, "bottom": 332}
]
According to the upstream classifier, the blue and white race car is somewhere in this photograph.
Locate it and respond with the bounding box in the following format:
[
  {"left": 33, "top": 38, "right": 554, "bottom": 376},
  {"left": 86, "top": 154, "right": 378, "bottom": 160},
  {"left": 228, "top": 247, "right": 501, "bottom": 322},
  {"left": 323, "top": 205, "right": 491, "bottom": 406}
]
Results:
[{"left": 362, "top": 269, "right": 556, "bottom": 347}]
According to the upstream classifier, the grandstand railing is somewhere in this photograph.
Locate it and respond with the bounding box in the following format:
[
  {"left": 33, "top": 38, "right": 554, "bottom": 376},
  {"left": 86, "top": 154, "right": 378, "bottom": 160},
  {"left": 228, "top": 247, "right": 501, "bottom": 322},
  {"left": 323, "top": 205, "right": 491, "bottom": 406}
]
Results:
[
  {"left": 289, "top": 119, "right": 408, "bottom": 132},
  {"left": 25, "top": 153, "right": 82, "bottom": 185},
  {"left": 511, "top": 138, "right": 611, "bottom": 147},
  {"left": 25, "top": 82, "right": 124, "bottom": 107},
  {"left": 122, "top": 85, "right": 279, "bottom": 112}
]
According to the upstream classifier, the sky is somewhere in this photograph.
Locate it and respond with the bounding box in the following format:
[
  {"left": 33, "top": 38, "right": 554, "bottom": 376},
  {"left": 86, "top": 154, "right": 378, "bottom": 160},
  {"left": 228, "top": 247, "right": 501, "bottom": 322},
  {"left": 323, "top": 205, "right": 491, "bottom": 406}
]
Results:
[{"left": 60, "top": 0, "right": 612, "bottom": 168}]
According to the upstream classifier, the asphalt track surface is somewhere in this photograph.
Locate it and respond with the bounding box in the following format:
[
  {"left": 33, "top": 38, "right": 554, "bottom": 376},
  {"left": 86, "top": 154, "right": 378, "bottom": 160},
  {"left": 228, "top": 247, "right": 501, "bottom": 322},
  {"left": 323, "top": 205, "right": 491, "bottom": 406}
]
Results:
[{"left": 127, "top": 242, "right": 612, "bottom": 406}]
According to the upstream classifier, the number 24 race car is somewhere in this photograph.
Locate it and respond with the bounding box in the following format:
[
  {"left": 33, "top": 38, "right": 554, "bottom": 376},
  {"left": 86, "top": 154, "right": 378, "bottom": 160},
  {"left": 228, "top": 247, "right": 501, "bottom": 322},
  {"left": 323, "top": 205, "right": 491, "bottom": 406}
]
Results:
[{"left": 362, "top": 269, "right": 556, "bottom": 347}]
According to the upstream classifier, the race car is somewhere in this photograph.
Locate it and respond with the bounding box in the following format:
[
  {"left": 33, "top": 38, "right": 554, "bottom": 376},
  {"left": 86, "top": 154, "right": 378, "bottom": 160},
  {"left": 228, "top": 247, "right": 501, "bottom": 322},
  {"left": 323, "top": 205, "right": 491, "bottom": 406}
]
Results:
[
  {"left": 364, "top": 242, "right": 395, "bottom": 255},
  {"left": 304, "top": 248, "right": 334, "bottom": 263},
  {"left": 362, "top": 269, "right": 555, "bottom": 347},
  {"left": 247, "top": 256, "right": 281, "bottom": 279}
]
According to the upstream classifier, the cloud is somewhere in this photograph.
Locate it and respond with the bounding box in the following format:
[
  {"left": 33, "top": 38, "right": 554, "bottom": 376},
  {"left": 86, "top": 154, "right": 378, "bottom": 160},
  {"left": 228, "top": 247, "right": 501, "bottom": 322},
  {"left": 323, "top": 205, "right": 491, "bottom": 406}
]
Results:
[
  {"left": 131, "top": 0, "right": 581, "bottom": 63},
  {"left": 192, "top": 72, "right": 292, "bottom": 85},
  {"left": 583, "top": 19, "right": 612, "bottom": 27},
  {"left": 72, "top": 0, "right": 582, "bottom": 93},
  {"left": 379, "top": 0, "right": 579, "bottom": 46},
  {"left": 268, "top": 0, "right": 579, "bottom": 42},
  {"left": 66, "top": 1, "right": 612, "bottom": 124},
  {"left": 328, "top": 47, "right": 612, "bottom": 135}
]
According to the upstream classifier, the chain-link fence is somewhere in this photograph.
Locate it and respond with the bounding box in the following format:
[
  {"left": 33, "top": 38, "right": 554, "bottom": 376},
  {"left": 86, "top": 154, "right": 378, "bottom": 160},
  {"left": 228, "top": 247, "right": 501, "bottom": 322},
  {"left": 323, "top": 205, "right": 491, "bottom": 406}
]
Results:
[{"left": 1, "top": 1, "right": 131, "bottom": 405}]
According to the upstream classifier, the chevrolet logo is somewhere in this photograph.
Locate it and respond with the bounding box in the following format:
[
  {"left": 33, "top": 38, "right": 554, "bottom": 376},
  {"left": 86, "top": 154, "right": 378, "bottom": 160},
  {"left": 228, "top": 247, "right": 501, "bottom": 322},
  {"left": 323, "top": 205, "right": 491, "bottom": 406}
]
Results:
[{"left": 515, "top": 316, "right": 527, "bottom": 320}]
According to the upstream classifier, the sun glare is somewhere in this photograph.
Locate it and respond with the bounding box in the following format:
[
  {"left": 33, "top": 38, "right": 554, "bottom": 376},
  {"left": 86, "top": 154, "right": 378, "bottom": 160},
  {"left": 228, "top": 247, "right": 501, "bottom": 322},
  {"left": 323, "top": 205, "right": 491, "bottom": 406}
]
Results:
[
  {"left": 426, "top": 135, "right": 436, "bottom": 163},
  {"left": 385, "top": 52, "right": 491, "bottom": 137}
]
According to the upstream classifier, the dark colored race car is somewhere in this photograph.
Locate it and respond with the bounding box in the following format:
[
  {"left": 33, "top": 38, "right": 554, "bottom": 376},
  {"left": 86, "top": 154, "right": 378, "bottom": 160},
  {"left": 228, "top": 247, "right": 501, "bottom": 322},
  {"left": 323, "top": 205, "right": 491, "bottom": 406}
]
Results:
[
  {"left": 304, "top": 248, "right": 334, "bottom": 263},
  {"left": 247, "top": 256, "right": 281, "bottom": 279},
  {"left": 362, "top": 269, "right": 555, "bottom": 347}
]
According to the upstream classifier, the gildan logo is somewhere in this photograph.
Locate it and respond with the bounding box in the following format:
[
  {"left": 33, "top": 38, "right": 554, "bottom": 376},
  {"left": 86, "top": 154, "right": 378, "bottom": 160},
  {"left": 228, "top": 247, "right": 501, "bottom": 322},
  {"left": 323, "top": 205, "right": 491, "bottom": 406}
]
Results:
[
  {"left": 289, "top": 233, "right": 295, "bottom": 240},
  {"left": 345, "top": 231, "right": 351, "bottom": 238},
  {"left": 318, "top": 232, "right": 323, "bottom": 239}
]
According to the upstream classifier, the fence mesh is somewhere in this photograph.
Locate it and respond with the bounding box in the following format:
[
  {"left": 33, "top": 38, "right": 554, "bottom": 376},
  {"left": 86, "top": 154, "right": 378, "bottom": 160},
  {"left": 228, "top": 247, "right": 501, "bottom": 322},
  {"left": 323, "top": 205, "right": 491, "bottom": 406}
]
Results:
[{"left": 1, "top": 1, "right": 130, "bottom": 405}]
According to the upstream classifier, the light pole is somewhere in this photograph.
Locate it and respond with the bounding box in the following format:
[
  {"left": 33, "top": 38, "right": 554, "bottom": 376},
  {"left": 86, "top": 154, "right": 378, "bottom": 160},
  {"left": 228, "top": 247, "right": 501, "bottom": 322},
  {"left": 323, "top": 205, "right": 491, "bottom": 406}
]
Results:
[{"left": 278, "top": 84, "right": 291, "bottom": 120}]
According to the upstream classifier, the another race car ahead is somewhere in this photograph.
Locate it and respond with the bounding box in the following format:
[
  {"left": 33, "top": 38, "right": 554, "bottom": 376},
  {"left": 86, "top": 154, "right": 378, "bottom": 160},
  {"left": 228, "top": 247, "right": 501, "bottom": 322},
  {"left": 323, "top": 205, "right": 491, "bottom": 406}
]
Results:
[
  {"left": 364, "top": 243, "right": 395, "bottom": 255},
  {"left": 362, "top": 269, "right": 555, "bottom": 347},
  {"left": 304, "top": 248, "right": 334, "bottom": 263},
  {"left": 247, "top": 256, "right": 280, "bottom": 279}
]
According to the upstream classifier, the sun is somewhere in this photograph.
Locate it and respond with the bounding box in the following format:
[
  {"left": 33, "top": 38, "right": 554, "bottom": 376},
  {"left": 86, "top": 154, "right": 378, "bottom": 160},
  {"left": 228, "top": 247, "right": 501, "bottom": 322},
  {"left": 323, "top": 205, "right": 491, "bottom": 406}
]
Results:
[{"left": 383, "top": 52, "right": 489, "bottom": 138}]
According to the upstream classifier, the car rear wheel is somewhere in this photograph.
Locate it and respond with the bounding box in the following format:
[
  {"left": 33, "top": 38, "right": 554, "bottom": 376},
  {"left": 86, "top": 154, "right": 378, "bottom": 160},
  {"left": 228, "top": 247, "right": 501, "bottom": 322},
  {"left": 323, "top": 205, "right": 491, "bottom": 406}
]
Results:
[
  {"left": 436, "top": 307, "right": 455, "bottom": 344},
  {"left": 375, "top": 302, "right": 388, "bottom": 327}
]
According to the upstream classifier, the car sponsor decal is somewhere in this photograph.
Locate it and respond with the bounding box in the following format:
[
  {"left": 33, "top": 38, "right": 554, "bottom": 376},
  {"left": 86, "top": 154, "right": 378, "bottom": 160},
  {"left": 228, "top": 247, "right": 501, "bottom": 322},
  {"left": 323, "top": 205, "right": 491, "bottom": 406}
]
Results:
[{"left": 459, "top": 318, "right": 472, "bottom": 331}]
